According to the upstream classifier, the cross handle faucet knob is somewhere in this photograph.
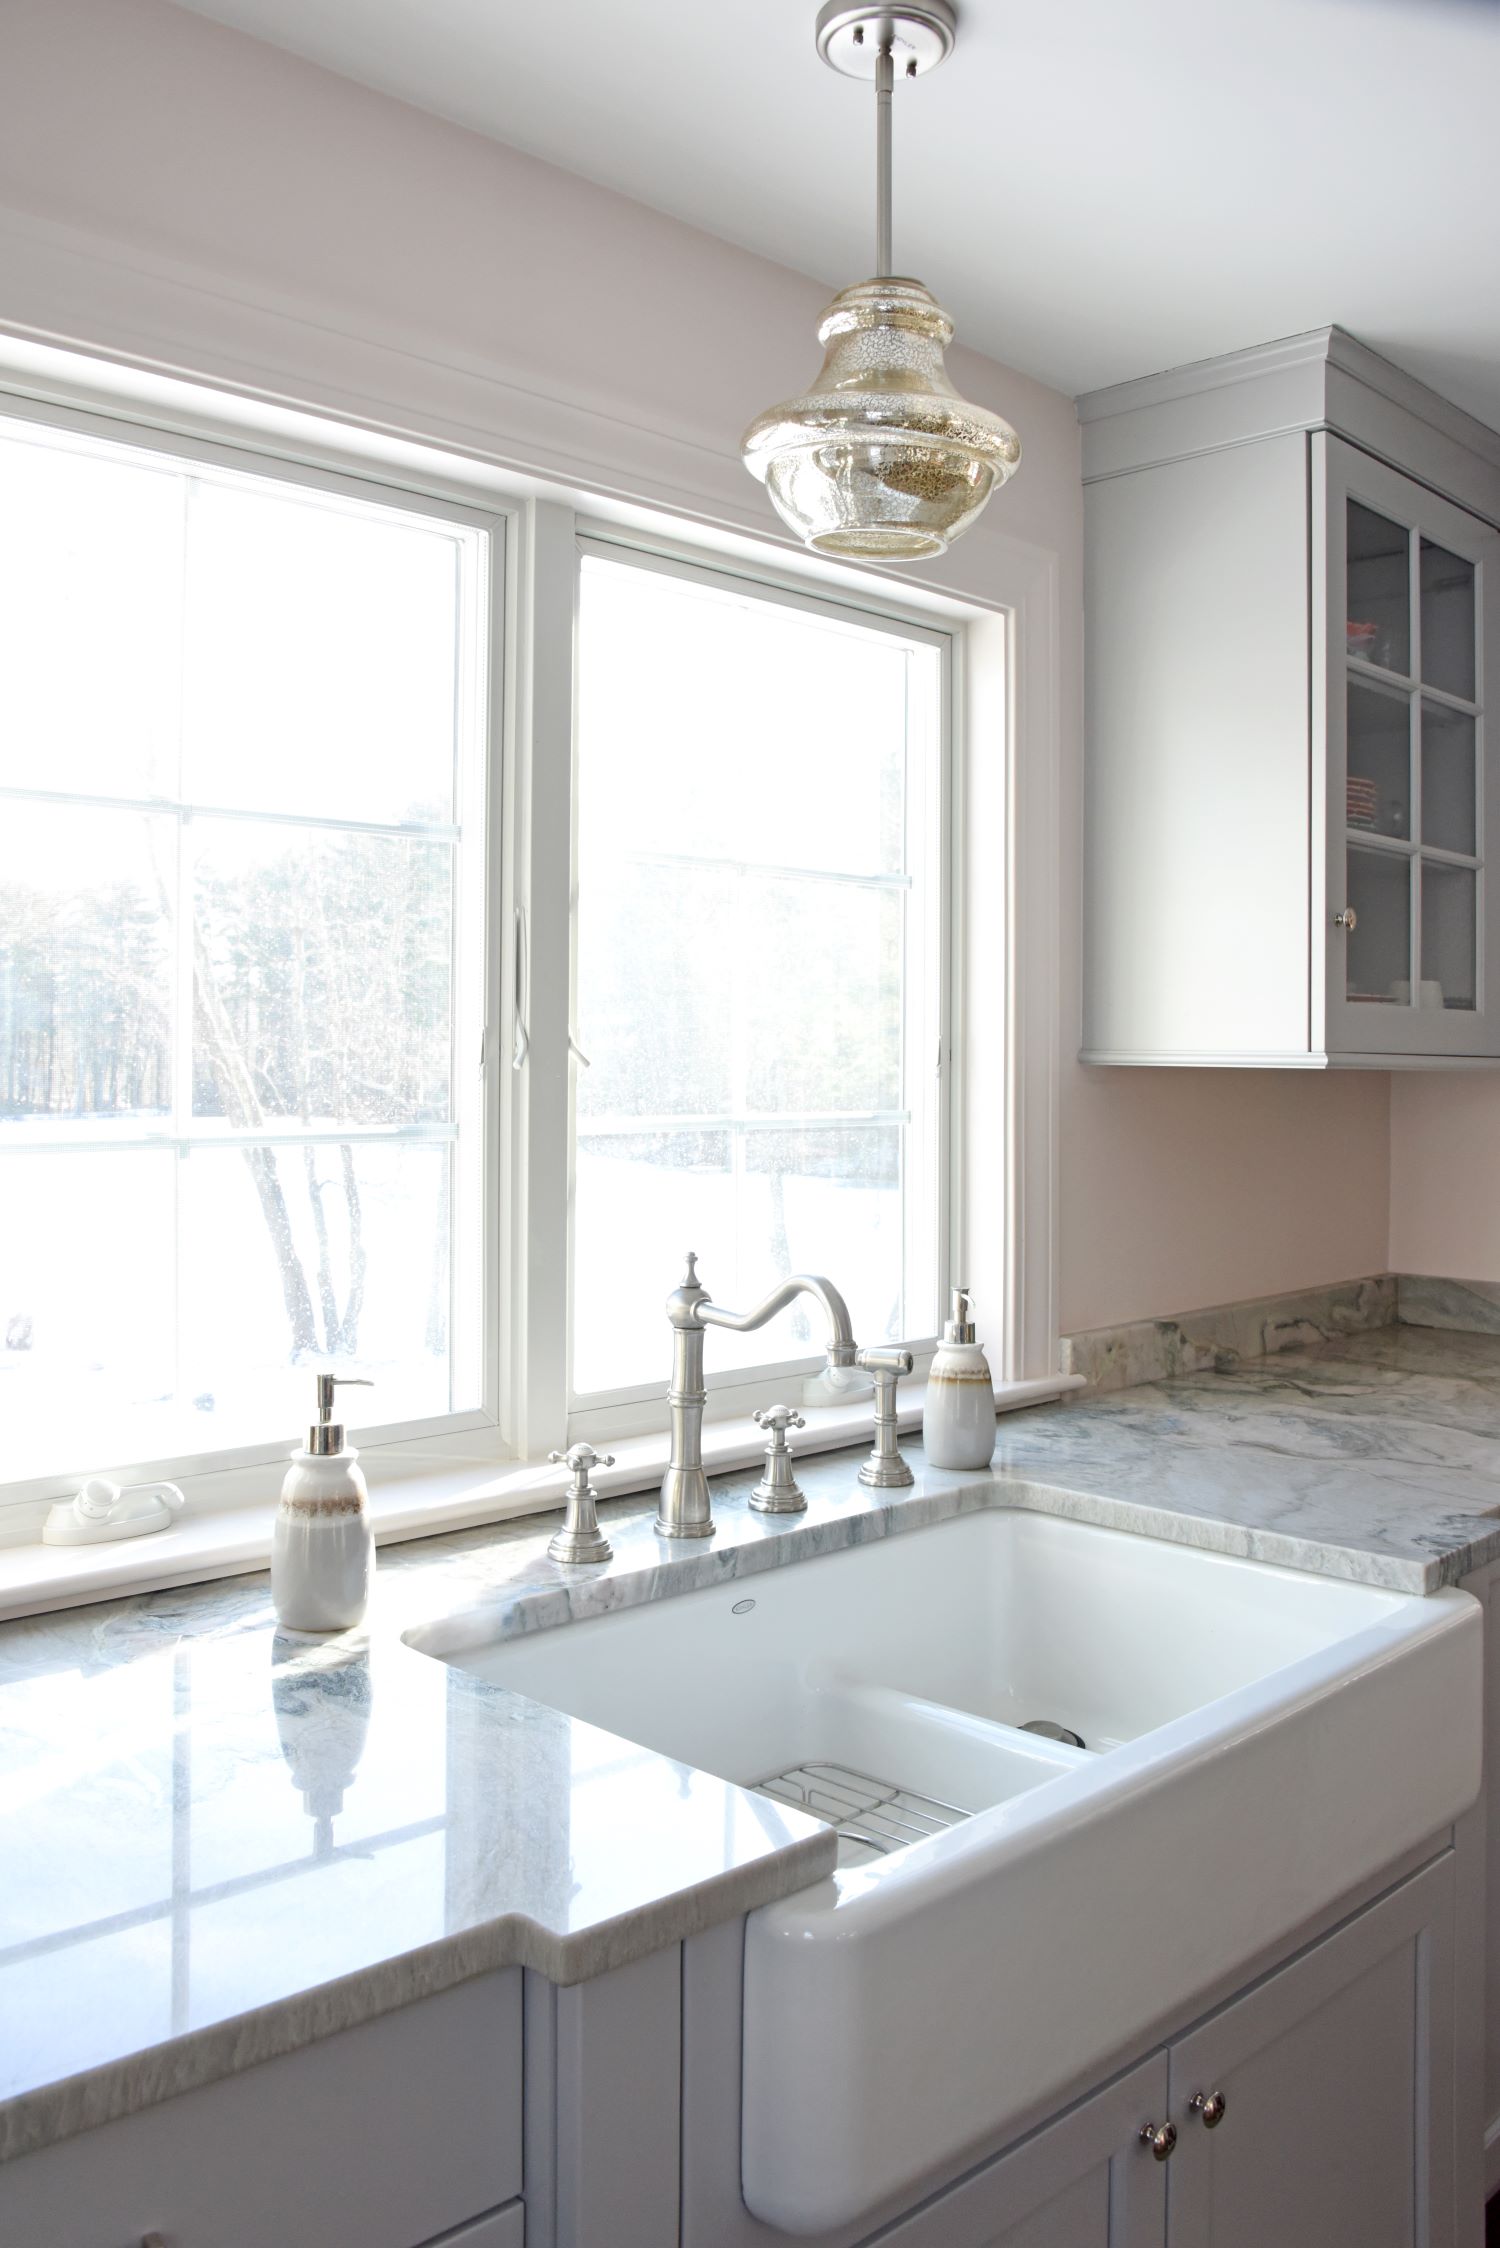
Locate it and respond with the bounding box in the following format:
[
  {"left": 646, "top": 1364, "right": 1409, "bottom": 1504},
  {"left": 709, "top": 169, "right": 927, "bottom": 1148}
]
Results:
[
  {"left": 545, "top": 1444, "right": 616, "bottom": 1566},
  {"left": 754, "top": 1404, "right": 807, "bottom": 1440},
  {"left": 548, "top": 1442, "right": 616, "bottom": 1494}
]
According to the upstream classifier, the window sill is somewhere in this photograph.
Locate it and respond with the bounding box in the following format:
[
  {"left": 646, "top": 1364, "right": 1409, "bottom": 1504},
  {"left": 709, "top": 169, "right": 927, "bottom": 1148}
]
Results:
[{"left": 0, "top": 1375, "right": 1082, "bottom": 1623}]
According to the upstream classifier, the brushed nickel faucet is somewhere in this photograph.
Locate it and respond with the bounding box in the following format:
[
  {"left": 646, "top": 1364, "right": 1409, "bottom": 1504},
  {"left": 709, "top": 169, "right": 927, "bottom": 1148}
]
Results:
[
  {"left": 658, "top": 1253, "right": 858, "bottom": 1538},
  {"left": 855, "top": 1347, "right": 915, "bottom": 1486}
]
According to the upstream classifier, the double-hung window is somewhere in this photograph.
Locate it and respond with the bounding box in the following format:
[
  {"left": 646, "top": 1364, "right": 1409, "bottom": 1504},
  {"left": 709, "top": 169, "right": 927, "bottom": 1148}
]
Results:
[
  {"left": 0, "top": 392, "right": 959, "bottom": 1515},
  {"left": 0, "top": 408, "right": 492, "bottom": 1490},
  {"left": 568, "top": 541, "right": 950, "bottom": 1423}
]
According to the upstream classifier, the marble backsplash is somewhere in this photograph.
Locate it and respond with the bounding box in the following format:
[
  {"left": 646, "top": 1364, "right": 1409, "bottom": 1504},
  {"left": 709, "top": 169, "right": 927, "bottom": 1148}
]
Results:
[
  {"left": 1064, "top": 1270, "right": 1500, "bottom": 1393},
  {"left": 1063, "top": 1275, "right": 1398, "bottom": 1393},
  {"left": 1397, "top": 1275, "right": 1500, "bottom": 1336}
]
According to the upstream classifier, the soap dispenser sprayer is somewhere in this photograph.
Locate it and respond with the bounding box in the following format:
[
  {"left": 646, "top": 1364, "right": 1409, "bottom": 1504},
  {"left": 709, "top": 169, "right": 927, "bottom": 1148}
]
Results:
[
  {"left": 922, "top": 1287, "right": 997, "bottom": 1470},
  {"left": 271, "top": 1374, "right": 375, "bottom": 1633}
]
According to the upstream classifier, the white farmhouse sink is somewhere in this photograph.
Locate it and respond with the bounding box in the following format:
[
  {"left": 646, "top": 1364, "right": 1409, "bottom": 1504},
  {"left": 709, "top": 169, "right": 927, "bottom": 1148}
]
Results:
[{"left": 414, "top": 1506, "right": 1481, "bottom": 2235}]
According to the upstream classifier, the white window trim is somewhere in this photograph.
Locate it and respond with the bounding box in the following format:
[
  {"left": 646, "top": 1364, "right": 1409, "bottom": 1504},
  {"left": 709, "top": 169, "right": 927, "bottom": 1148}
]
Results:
[
  {"left": 0, "top": 338, "right": 1067, "bottom": 1590},
  {"left": 0, "top": 384, "right": 514, "bottom": 1515},
  {"left": 555, "top": 524, "right": 956, "bottom": 1439}
]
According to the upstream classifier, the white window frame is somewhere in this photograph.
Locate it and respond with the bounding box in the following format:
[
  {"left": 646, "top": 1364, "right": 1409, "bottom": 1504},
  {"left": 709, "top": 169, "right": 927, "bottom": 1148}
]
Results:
[
  {"left": 554, "top": 527, "right": 956, "bottom": 1440},
  {"left": 0, "top": 338, "right": 1065, "bottom": 1568},
  {"left": 0, "top": 387, "right": 510, "bottom": 1510}
]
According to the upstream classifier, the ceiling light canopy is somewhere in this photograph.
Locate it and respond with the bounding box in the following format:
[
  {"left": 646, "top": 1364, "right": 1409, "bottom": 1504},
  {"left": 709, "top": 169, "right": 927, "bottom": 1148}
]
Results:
[{"left": 742, "top": 1, "right": 1020, "bottom": 561}]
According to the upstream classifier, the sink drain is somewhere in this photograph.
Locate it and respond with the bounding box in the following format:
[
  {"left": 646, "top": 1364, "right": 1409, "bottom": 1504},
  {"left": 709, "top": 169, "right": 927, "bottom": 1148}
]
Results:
[{"left": 1021, "top": 1718, "right": 1087, "bottom": 1750}]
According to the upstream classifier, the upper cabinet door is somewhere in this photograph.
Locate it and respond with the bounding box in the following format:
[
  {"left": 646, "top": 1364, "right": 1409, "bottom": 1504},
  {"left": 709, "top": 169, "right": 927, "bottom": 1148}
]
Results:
[{"left": 1319, "top": 434, "right": 1500, "bottom": 1058}]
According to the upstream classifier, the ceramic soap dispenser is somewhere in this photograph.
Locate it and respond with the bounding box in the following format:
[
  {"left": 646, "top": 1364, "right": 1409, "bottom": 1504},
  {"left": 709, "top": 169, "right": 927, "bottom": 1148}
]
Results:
[
  {"left": 272, "top": 1374, "right": 375, "bottom": 1632},
  {"left": 922, "top": 1288, "right": 997, "bottom": 1470}
]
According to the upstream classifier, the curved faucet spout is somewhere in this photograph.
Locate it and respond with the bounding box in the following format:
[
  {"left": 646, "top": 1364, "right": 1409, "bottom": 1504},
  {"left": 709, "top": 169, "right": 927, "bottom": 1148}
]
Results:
[
  {"left": 698, "top": 1273, "right": 857, "bottom": 1367},
  {"left": 657, "top": 1258, "right": 859, "bottom": 1541}
]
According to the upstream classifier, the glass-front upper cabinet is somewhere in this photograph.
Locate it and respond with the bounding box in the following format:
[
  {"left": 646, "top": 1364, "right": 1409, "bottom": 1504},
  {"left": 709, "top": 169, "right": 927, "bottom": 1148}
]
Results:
[{"left": 1324, "top": 435, "right": 1500, "bottom": 1058}]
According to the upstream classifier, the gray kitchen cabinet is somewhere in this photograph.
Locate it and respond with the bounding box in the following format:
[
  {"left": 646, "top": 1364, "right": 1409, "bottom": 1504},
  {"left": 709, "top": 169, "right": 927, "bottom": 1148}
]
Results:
[
  {"left": 422, "top": 2205, "right": 525, "bottom": 2247},
  {"left": 864, "top": 1854, "right": 1454, "bottom": 2248},
  {"left": 0, "top": 1854, "right": 1460, "bottom": 2248},
  {"left": 0, "top": 1969, "right": 524, "bottom": 2248},
  {"left": 680, "top": 1853, "right": 1458, "bottom": 2248},
  {"left": 1081, "top": 324, "right": 1500, "bottom": 1069},
  {"left": 1164, "top": 1852, "right": 1455, "bottom": 2248},
  {"left": 866, "top": 2056, "right": 1169, "bottom": 2248}
]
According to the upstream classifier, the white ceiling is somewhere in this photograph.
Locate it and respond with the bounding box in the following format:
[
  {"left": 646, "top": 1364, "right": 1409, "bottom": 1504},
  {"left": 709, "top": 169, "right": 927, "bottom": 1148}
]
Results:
[{"left": 171, "top": 0, "right": 1500, "bottom": 427}]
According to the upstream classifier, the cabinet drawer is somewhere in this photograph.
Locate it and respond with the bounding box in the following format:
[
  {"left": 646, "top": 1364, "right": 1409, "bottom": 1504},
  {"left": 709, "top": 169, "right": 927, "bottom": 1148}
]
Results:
[
  {"left": 0, "top": 1970, "right": 522, "bottom": 2248},
  {"left": 425, "top": 2200, "right": 524, "bottom": 2246}
]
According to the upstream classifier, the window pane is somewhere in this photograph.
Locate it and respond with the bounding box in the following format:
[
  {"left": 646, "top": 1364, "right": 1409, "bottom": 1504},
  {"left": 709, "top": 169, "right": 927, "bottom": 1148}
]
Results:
[
  {"left": 0, "top": 427, "right": 183, "bottom": 798},
  {"left": 192, "top": 821, "right": 454, "bottom": 1127},
  {"left": 181, "top": 479, "right": 463, "bottom": 825},
  {"left": 0, "top": 803, "right": 174, "bottom": 1127},
  {"left": 743, "top": 880, "right": 902, "bottom": 1115},
  {"left": 572, "top": 561, "right": 907, "bottom": 877},
  {"left": 573, "top": 554, "right": 942, "bottom": 1398},
  {"left": 1346, "top": 501, "right": 1409, "bottom": 675},
  {"left": 0, "top": 416, "right": 486, "bottom": 1485},
  {"left": 574, "top": 1125, "right": 903, "bottom": 1392},
  {"left": 578, "top": 864, "right": 733, "bottom": 1121},
  {"left": 0, "top": 1150, "right": 176, "bottom": 1482},
  {"left": 178, "top": 1140, "right": 455, "bottom": 1447}
]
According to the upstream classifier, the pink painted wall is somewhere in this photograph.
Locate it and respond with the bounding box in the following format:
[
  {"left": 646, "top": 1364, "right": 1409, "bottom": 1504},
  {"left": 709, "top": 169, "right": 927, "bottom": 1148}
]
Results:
[
  {"left": 0, "top": 0, "right": 1397, "bottom": 1338},
  {"left": 1061, "top": 1065, "right": 1389, "bottom": 1330},
  {"left": 1388, "top": 1077, "right": 1500, "bottom": 1281}
]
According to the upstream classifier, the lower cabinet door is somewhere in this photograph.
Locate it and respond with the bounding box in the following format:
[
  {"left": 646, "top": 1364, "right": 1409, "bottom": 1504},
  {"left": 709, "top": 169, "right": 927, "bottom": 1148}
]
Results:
[
  {"left": 1164, "top": 1855, "right": 1455, "bottom": 2248},
  {"left": 870, "top": 2055, "right": 1170, "bottom": 2248},
  {"left": 422, "top": 2201, "right": 524, "bottom": 2246}
]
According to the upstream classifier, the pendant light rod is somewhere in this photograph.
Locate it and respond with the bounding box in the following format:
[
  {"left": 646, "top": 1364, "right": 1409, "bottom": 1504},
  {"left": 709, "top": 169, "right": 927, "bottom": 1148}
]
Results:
[
  {"left": 744, "top": 0, "right": 1020, "bottom": 563},
  {"left": 874, "top": 39, "right": 894, "bottom": 276},
  {"left": 814, "top": 5, "right": 960, "bottom": 277}
]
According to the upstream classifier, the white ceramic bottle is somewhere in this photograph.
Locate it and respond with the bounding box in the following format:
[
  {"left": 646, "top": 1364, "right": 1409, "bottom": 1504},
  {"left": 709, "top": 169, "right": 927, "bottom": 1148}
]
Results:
[
  {"left": 923, "top": 1288, "right": 997, "bottom": 1470},
  {"left": 271, "top": 1374, "right": 375, "bottom": 1632}
]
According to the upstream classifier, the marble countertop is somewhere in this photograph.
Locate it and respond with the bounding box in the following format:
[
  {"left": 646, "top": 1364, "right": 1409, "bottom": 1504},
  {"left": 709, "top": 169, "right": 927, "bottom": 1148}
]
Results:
[
  {"left": 6, "top": 1316, "right": 1500, "bottom": 2165},
  {"left": 992, "top": 1322, "right": 1500, "bottom": 1596}
]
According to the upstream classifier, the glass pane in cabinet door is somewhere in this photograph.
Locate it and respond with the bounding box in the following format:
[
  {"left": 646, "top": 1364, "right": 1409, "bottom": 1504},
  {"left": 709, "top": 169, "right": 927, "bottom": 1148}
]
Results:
[
  {"left": 1345, "top": 847, "right": 1411, "bottom": 1003},
  {"left": 1421, "top": 701, "right": 1477, "bottom": 857},
  {"left": 1421, "top": 862, "right": 1477, "bottom": 1011},
  {"left": 1347, "top": 501, "right": 1410, "bottom": 675},
  {"left": 1420, "top": 540, "right": 1476, "bottom": 702},
  {"left": 1346, "top": 680, "right": 1411, "bottom": 839}
]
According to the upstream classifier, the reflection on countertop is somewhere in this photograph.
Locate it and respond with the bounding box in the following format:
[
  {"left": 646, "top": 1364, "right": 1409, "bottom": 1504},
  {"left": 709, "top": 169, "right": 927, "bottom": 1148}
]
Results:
[{"left": 0, "top": 1549, "right": 832, "bottom": 2164}]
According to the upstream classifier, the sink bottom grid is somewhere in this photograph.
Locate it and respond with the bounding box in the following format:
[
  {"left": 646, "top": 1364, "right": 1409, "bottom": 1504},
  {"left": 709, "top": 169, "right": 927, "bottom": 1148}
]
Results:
[{"left": 755, "top": 1761, "right": 972, "bottom": 1867}]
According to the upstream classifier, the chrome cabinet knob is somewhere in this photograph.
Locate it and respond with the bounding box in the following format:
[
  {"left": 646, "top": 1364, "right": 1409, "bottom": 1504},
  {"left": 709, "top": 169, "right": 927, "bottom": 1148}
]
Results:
[
  {"left": 1334, "top": 907, "right": 1358, "bottom": 931},
  {"left": 1140, "top": 2120, "right": 1177, "bottom": 2161},
  {"left": 1190, "top": 2089, "right": 1227, "bottom": 2127}
]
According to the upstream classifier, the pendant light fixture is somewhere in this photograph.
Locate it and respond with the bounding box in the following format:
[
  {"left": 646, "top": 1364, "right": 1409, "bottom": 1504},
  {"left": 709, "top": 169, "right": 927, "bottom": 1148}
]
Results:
[{"left": 742, "top": 2, "right": 1019, "bottom": 561}]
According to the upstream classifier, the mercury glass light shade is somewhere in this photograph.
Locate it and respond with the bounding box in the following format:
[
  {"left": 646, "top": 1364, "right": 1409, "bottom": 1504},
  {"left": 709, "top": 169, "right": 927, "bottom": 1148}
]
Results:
[{"left": 742, "top": 275, "right": 1021, "bottom": 559}]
